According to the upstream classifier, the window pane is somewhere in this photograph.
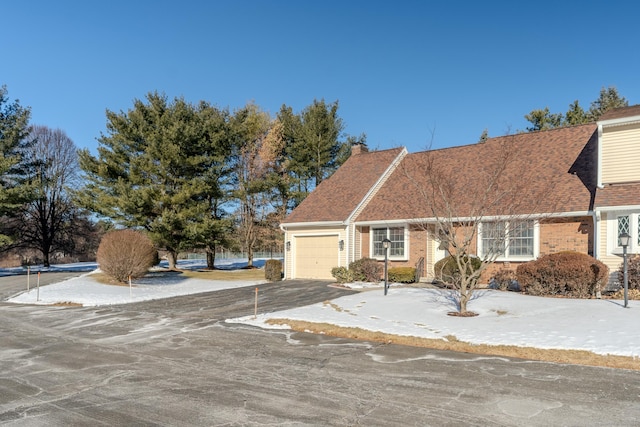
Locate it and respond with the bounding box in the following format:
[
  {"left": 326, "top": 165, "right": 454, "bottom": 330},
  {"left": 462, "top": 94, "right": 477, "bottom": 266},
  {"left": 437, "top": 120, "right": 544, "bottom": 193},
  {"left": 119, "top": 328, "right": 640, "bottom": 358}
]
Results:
[
  {"left": 618, "top": 216, "right": 630, "bottom": 246},
  {"left": 372, "top": 228, "right": 386, "bottom": 257},
  {"left": 509, "top": 221, "right": 534, "bottom": 256},
  {"left": 482, "top": 222, "right": 506, "bottom": 257}
]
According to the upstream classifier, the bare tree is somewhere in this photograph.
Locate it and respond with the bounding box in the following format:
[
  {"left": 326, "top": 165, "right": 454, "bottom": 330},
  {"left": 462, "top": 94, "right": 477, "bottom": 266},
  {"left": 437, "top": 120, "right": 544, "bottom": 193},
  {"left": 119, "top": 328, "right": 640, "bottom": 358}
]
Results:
[
  {"left": 402, "top": 136, "right": 561, "bottom": 315},
  {"left": 13, "top": 125, "right": 80, "bottom": 266}
]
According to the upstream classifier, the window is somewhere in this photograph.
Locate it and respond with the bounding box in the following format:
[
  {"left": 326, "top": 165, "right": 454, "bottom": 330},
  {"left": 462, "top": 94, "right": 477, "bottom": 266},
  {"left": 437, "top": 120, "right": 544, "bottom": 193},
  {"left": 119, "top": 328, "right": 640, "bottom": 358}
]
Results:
[
  {"left": 480, "top": 221, "right": 535, "bottom": 259},
  {"left": 618, "top": 215, "right": 630, "bottom": 245},
  {"left": 612, "top": 212, "right": 640, "bottom": 253},
  {"left": 372, "top": 226, "right": 406, "bottom": 258}
]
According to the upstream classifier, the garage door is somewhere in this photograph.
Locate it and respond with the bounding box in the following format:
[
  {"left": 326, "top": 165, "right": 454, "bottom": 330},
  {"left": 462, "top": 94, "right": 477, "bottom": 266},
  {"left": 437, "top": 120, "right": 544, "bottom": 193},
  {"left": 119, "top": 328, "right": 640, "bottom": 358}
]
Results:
[{"left": 294, "top": 235, "right": 339, "bottom": 279}]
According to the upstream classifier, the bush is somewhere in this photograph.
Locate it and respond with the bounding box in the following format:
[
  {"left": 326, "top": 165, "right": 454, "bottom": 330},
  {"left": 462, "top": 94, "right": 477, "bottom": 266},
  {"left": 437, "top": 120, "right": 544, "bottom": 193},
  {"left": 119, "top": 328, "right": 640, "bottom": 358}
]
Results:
[
  {"left": 349, "top": 257, "right": 383, "bottom": 282},
  {"left": 516, "top": 251, "right": 608, "bottom": 298},
  {"left": 388, "top": 267, "right": 416, "bottom": 283},
  {"left": 618, "top": 255, "right": 640, "bottom": 290},
  {"left": 331, "top": 266, "right": 354, "bottom": 284},
  {"left": 433, "top": 255, "right": 482, "bottom": 287},
  {"left": 265, "top": 259, "right": 282, "bottom": 282},
  {"left": 489, "top": 268, "right": 520, "bottom": 291},
  {"left": 97, "top": 229, "right": 157, "bottom": 283}
]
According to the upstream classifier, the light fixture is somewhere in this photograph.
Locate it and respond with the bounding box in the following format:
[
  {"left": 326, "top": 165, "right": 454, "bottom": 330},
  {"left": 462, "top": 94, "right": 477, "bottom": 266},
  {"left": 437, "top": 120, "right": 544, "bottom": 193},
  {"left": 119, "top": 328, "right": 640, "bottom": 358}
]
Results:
[
  {"left": 339, "top": 240, "right": 344, "bottom": 251},
  {"left": 286, "top": 241, "right": 291, "bottom": 252},
  {"left": 382, "top": 238, "right": 391, "bottom": 295},
  {"left": 620, "top": 232, "right": 630, "bottom": 308}
]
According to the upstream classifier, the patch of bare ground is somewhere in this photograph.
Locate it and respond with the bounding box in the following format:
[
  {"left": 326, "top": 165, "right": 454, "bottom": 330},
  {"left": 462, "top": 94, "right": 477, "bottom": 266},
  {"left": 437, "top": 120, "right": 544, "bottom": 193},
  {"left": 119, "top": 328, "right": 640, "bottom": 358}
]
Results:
[
  {"left": 91, "top": 268, "right": 265, "bottom": 284},
  {"left": 51, "top": 302, "right": 83, "bottom": 307},
  {"left": 266, "top": 319, "right": 640, "bottom": 371},
  {"left": 183, "top": 268, "right": 265, "bottom": 281}
]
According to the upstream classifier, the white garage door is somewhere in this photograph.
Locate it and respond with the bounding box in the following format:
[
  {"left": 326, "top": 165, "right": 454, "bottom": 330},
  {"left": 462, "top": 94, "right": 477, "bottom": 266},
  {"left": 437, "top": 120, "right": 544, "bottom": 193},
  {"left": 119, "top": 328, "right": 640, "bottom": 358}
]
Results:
[{"left": 294, "top": 235, "right": 339, "bottom": 279}]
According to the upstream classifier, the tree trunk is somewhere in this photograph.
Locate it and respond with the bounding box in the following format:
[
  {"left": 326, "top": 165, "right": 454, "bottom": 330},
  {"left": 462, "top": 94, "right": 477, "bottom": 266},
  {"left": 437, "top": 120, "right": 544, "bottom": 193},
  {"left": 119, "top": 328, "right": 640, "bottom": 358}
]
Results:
[
  {"left": 167, "top": 250, "right": 178, "bottom": 270},
  {"left": 206, "top": 250, "right": 215, "bottom": 270},
  {"left": 247, "top": 246, "right": 254, "bottom": 268}
]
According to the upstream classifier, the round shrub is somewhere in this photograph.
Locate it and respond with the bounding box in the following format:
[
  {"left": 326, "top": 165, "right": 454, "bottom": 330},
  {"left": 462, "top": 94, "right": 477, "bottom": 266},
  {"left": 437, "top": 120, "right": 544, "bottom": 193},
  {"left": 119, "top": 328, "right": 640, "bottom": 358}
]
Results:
[
  {"left": 331, "top": 266, "right": 354, "bottom": 284},
  {"left": 388, "top": 267, "right": 416, "bottom": 283},
  {"left": 348, "top": 257, "right": 383, "bottom": 282},
  {"left": 265, "top": 259, "right": 283, "bottom": 282},
  {"left": 97, "top": 229, "right": 157, "bottom": 283},
  {"left": 516, "top": 251, "right": 608, "bottom": 298},
  {"left": 618, "top": 255, "right": 640, "bottom": 291},
  {"left": 433, "top": 255, "right": 482, "bottom": 287}
]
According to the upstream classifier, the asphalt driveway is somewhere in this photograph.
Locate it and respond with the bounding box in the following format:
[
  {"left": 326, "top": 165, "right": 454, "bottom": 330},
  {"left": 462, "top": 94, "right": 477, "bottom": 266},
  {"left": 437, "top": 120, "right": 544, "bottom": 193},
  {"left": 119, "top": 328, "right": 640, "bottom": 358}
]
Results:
[{"left": 1, "top": 277, "right": 639, "bottom": 425}]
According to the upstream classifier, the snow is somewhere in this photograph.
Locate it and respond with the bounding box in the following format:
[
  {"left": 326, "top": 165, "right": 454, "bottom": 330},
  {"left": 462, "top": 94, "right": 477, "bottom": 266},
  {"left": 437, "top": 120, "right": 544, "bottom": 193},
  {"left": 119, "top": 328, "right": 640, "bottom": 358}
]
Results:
[{"left": 4, "top": 260, "right": 640, "bottom": 358}]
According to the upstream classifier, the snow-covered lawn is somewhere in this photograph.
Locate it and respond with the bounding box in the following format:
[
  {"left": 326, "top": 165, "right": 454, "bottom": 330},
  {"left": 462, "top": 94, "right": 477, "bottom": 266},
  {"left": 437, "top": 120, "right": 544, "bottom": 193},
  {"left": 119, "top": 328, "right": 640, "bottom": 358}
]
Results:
[{"left": 4, "top": 260, "right": 640, "bottom": 359}]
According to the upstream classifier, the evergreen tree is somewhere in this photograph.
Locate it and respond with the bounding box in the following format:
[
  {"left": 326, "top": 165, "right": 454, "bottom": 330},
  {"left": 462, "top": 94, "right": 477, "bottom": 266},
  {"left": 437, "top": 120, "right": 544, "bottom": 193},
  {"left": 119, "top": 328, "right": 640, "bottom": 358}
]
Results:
[
  {"left": 524, "top": 86, "right": 630, "bottom": 132},
  {"left": 0, "top": 86, "right": 33, "bottom": 246},
  {"left": 587, "top": 86, "right": 628, "bottom": 120},
  {"left": 77, "top": 92, "right": 229, "bottom": 269},
  {"left": 564, "top": 100, "right": 589, "bottom": 125},
  {"left": 524, "top": 107, "right": 564, "bottom": 132}
]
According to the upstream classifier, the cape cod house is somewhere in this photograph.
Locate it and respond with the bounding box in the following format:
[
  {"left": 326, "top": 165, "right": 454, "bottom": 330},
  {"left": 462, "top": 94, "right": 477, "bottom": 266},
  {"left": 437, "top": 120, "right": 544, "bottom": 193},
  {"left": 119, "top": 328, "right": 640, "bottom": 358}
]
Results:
[{"left": 280, "top": 105, "right": 640, "bottom": 284}]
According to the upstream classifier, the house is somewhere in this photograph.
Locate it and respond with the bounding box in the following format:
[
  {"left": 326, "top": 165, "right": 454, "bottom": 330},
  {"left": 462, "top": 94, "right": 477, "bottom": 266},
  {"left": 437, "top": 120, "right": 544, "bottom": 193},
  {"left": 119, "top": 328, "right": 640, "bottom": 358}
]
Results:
[{"left": 280, "top": 105, "right": 640, "bottom": 284}]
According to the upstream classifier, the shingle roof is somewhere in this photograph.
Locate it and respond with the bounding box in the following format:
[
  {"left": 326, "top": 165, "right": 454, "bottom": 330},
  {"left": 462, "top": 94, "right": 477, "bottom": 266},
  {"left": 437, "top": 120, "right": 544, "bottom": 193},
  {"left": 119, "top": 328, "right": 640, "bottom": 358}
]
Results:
[
  {"left": 282, "top": 147, "right": 404, "bottom": 224},
  {"left": 595, "top": 182, "right": 640, "bottom": 208},
  {"left": 598, "top": 105, "right": 640, "bottom": 122},
  {"left": 357, "top": 124, "right": 598, "bottom": 222}
]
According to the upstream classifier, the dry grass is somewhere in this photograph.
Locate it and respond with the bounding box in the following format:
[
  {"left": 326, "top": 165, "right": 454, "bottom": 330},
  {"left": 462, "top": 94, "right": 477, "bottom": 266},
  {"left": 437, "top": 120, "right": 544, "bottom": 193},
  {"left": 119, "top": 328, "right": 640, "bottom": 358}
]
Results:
[
  {"left": 90, "top": 267, "right": 265, "bottom": 285},
  {"left": 182, "top": 268, "right": 265, "bottom": 281},
  {"left": 266, "top": 318, "right": 640, "bottom": 371}
]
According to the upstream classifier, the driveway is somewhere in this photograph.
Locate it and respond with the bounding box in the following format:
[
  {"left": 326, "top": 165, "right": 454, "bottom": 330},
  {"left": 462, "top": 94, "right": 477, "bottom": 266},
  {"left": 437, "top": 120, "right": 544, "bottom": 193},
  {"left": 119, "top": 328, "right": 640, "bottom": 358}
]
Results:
[{"left": 1, "top": 278, "right": 639, "bottom": 426}]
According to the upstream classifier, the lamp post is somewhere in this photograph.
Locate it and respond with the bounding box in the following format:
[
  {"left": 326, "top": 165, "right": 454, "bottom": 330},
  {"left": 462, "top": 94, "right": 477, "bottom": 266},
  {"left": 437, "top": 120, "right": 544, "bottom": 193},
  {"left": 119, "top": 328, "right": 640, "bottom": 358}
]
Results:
[
  {"left": 620, "top": 232, "right": 630, "bottom": 308},
  {"left": 382, "top": 238, "right": 391, "bottom": 295}
]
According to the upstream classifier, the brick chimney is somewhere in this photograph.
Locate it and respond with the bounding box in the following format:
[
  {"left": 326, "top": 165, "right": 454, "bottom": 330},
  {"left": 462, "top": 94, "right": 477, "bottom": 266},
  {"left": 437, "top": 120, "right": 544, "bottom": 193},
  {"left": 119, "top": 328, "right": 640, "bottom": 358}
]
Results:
[{"left": 351, "top": 143, "right": 369, "bottom": 155}]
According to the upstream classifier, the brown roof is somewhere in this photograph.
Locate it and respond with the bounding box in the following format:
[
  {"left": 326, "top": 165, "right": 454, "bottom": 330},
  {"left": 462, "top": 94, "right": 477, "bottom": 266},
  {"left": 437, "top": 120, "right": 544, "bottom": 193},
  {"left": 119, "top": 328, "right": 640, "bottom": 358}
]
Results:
[
  {"left": 357, "top": 124, "right": 599, "bottom": 222},
  {"left": 599, "top": 105, "right": 640, "bottom": 122},
  {"left": 282, "top": 147, "right": 404, "bottom": 224},
  {"left": 595, "top": 182, "right": 640, "bottom": 208}
]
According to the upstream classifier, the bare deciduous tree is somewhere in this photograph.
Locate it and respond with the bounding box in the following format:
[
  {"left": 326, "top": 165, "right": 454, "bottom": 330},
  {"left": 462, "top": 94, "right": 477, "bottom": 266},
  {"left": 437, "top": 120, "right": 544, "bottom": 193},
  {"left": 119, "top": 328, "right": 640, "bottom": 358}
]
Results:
[
  {"left": 14, "top": 125, "right": 80, "bottom": 267},
  {"left": 402, "top": 136, "right": 559, "bottom": 315}
]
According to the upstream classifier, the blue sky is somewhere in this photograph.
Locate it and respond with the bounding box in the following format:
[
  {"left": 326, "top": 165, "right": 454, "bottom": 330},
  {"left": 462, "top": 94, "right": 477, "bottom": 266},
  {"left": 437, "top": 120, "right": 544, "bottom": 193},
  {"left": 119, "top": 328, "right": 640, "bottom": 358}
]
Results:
[{"left": 3, "top": 1, "right": 639, "bottom": 154}]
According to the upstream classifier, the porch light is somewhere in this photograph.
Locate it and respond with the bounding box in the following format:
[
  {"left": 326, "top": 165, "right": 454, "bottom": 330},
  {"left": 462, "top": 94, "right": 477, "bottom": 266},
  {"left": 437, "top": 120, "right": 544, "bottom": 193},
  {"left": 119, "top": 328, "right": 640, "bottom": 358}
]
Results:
[
  {"left": 286, "top": 241, "right": 291, "bottom": 252},
  {"left": 339, "top": 240, "right": 344, "bottom": 251},
  {"left": 620, "top": 232, "right": 630, "bottom": 308},
  {"left": 382, "top": 238, "right": 391, "bottom": 295}
]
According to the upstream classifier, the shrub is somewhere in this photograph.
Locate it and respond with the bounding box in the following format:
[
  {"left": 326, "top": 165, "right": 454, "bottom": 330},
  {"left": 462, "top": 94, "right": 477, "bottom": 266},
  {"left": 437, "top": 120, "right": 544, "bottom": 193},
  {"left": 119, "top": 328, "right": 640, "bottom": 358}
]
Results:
[
  {"left": 388, "top": 267, "right": 416, "bottom": 283},
  {"left": 489, "top": 268, "right": 520, "bottom": 291},
  {"left": 265, "top": 259, "right": 282, "bottom": 282},
  {"left": 97, "top": 229, "right": 157, "bottom": 283},
  {"left": 433, "top": 255, "right": 482, "bottom": 287},
  {"left": 618, "top": 255, "right": 640, "bottom": 291},
  {"left": 331, "top": 266, "right": 354, "bottom": 284},
  {"left": 516, "top": 251, "right": 608, "bottom": 298},
  {"left": 349, "top": 257, "right": 383, "bottom": 282}
]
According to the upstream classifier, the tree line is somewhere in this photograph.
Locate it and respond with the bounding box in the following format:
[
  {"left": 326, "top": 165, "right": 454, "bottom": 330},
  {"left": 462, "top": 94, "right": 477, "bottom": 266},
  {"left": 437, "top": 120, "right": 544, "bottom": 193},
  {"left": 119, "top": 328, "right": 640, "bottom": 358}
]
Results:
[
  {"left": 0, "top": 85, "right": 631, "bottom": 269},
  {"left": 0, "top": 87, "right": 361, "bottom": 268}
]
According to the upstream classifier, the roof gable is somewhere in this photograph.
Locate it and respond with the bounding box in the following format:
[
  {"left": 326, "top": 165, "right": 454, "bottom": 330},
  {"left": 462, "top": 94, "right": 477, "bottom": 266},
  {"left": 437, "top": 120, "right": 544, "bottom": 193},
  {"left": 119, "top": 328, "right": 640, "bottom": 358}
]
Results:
[
  {"left": 282, "top": 147, "right": 405, "bottom": 224},
  {"left": 357, "top": 124, "right": 598, "bottom": 222}
]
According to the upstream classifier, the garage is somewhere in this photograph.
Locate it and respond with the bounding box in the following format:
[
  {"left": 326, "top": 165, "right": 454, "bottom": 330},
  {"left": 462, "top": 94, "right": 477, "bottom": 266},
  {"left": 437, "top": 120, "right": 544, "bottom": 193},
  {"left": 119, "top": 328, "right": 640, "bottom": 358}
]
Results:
[{"left": 294, "top": 235, "right": 339, "bottom": 279}]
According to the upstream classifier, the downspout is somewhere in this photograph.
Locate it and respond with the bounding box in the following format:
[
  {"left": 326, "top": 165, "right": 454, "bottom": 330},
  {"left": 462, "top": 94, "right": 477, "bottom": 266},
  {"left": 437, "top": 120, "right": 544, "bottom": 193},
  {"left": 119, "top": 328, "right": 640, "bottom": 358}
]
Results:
[
  {"left": 279, "top": 224, "right": 288, "bottom": 280},
  {"left": 593, "top": 210, "right": 600, "bottom": 260}
]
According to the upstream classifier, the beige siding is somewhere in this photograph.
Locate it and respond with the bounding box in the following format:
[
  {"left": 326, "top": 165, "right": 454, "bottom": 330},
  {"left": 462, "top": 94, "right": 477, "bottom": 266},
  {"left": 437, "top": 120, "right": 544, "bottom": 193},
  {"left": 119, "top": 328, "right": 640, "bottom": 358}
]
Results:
[
  {"left": 601, "top": 124, "right": 640, "bottom": 184},
  {"left": 599, "top": 212, "right": 624, "bottom": 286}
]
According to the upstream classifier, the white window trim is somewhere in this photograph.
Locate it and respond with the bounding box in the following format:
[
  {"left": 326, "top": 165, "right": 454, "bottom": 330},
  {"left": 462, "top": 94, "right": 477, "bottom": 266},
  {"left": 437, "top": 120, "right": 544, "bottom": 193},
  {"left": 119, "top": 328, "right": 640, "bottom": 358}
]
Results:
[
  {"left": 607, "top": 211, "right": 640, "bottom": 255},
  {"left": 370, "top": 225, "right": 409, "bottom": 261},
  {"left": 477, "top": 221, "right": 540, "bottom": 262}
]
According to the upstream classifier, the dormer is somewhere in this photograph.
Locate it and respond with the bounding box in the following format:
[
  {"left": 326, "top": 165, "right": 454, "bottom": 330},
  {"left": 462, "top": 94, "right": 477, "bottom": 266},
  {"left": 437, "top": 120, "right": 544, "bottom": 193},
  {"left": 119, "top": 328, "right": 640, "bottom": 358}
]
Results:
[{"left": 597, "top": 105, "right": 640, "bottom": 188}]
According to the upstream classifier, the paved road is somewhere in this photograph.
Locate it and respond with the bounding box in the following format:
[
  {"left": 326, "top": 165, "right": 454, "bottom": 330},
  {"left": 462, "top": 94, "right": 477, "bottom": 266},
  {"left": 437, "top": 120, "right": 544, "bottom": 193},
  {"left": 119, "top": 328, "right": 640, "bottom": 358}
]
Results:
[{"left": 1, "top": 278, "right": 639, "bottom": 426}]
